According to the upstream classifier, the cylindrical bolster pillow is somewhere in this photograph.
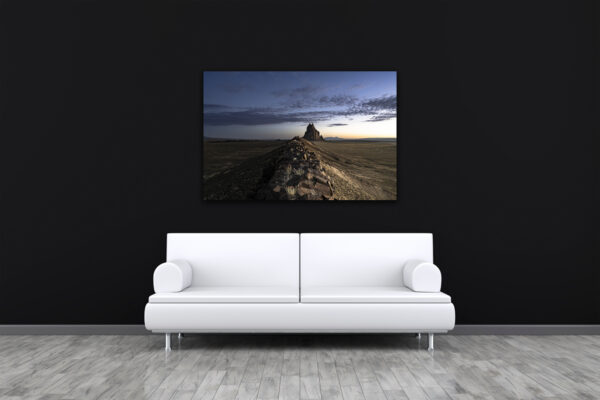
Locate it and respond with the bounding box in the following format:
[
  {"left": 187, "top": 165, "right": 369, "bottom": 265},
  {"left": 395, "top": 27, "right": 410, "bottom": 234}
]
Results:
[
  {"left": 153, "top": 259, "right": 192, "bottom": 293},
  {"left": 403, "top": 259, "right": 442, "bottom": 292}
]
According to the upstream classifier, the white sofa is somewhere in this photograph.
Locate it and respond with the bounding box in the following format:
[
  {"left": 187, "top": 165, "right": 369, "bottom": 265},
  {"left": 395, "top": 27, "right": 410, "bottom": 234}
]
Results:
[{"left": 144, "top": 233, "right": 455, "bottom": 351}]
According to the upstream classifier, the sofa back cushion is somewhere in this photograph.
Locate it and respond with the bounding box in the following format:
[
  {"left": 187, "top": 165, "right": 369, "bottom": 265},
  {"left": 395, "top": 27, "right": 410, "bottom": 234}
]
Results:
[
  {"left": 167, "top": 233, "right": 299, "bottom": 287},
  {"left": 301, "top": 233, "right": 433, "bottom": 287}
]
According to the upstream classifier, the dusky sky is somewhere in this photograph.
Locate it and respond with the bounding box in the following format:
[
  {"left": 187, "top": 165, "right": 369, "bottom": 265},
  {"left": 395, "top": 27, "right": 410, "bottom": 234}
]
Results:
[{"left": 203, "top": 71, "right": 397, "bottom": 140}]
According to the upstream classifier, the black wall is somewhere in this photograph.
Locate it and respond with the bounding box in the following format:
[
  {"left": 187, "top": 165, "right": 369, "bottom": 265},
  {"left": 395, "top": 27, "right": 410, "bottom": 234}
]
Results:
[{"left": 1, "top": 1, "right": 597, "bottom": 324}]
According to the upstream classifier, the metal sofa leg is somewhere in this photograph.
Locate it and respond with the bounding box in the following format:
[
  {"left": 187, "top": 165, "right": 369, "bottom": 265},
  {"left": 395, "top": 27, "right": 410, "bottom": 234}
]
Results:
[
  {"left": 428, "top": 333, "right": 434, "bottom": 351},
  {"left": 165, "top": 333, "right": 171, "bottom": 351}
]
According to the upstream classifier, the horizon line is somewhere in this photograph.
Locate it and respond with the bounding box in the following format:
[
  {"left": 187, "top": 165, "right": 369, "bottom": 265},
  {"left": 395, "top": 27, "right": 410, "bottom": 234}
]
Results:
[{"left": 204, "top": 136, "right": 397, "bottom": 141}]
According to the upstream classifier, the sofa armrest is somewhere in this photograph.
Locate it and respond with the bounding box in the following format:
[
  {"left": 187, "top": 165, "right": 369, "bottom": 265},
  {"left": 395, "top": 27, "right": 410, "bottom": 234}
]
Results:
[
  {"left": 153, "top": 259, "right": 192, "bottom": 293},
  {"left": 403, "top": 259, "right": 442, "bottom": 292}
]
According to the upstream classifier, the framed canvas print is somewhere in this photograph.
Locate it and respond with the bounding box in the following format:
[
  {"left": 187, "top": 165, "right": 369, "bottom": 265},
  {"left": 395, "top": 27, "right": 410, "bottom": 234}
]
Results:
[{"left": 202, "top": 71, "right": 397, "bottom": 201}]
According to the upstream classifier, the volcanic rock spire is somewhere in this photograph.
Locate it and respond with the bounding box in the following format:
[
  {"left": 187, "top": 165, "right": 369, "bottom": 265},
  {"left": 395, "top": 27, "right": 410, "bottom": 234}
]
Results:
[{"left": 303, "top": 123, "right": 324, "bottom": 141}]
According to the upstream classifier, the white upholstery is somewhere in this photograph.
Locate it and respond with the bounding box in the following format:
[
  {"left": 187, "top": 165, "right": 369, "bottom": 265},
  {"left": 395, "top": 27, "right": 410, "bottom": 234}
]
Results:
[
  {"left": 300, "top": 233, "right": 433, "bottom": 287},
  {"left": 144, "top": 233, "right": 455, "bottom": 335},
  {"left": 153, "top": 260, "right": 192, "bottom": 293},
  {"left": 145, "top": 303, "right": 456, "bottom": 332},
  {"left": 166, "top": 233, "right": 299, "bottom": 287},
  {"left": 403, "top": 260, "right": 442, "bottom": 292},
  {"left": 149, "top": 286, "right": 299, "bottom": 303},
  {"left": 301, "top": 286, "right": 450, "bottom": 303}
]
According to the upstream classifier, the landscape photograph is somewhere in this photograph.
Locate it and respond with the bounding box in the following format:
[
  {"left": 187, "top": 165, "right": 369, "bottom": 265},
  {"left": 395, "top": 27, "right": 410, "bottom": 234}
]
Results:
[{"left": 203, "top": 71, "right": 397, "bottom": 201}]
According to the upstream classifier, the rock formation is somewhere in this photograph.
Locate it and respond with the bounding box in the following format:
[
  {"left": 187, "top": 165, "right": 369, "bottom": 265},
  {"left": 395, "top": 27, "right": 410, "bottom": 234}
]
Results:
[
  {"left": 204, "top": 134, "right": 335, "bottom": 200},
  {"left": 255, "top": 137, "right": 334, "bottom": 200},
  {"left": 303, "top": 123, "right": 324, "bottom": 141}
]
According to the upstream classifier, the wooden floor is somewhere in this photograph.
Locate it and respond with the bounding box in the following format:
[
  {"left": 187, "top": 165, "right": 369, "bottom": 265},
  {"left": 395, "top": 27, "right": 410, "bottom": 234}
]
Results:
[{"left": 0, "top": 334, "right": 599, "bottom": 400}]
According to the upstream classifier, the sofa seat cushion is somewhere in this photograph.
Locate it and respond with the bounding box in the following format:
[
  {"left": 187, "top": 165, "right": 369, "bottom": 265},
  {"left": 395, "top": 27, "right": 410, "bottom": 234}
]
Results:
[
  {"left": 149, "top": 286, "right": 299, "bottom": 303},
  {"left": 301, "top": 286, "right": 451, "bottom": 303}
]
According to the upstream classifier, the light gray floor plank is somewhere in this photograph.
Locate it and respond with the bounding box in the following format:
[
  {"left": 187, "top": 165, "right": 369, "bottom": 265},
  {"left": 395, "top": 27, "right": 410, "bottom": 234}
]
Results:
[
  {"left": 300, "top": 349, "right": 321, "bottom": 400},
  {"left": 279, "top": 375, "right": 300, "bottom": 400},
  {"left": 237, "top": 382, "right": 260, "bottom": 400},
  {"left": 0, "top": 335, "right": 598, "bottom": 400}
]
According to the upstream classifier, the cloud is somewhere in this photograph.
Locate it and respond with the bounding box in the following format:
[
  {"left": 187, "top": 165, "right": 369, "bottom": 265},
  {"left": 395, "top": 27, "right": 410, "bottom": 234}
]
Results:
[
  {"left": 272, "top": 85, "right": 320, "bottom": 98},
  {"left": 203, "top": 108, "right": 334, "bottom": 126},
  {"left": 346, "top": 95, "right": 396, "bottom": 115},
  {"left": 328, "top": 123, "right": 348, "bottom": 127},
  {"left": 361, "top": 95, "right": 396, "bottom": 111},
  {"left": 366, "top": 113, "right": 396, "bottom": 122},
  {"left": 274, "top": 91, "right": 358, "bottom": 110},
  {"left": 345, "top": 94, "right": 397, "bottom": 122},
  {"left": 318, "top": 94, "right": 357, "bottom": 107},
  {"left": 203, "top": 94, "right": 397, "bottom": 126}
]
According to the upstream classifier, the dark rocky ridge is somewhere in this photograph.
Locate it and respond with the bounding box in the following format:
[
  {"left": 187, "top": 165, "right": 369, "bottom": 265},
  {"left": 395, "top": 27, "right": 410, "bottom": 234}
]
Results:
[
  {"left": 256, "top": 137, "right": 333, "bottom": 200},
  {"left": 303, "top": 123, "right": 324, "bottom": 141},
  {"left": 204, "top": 137, "right": 335, "bottom": 200}
]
